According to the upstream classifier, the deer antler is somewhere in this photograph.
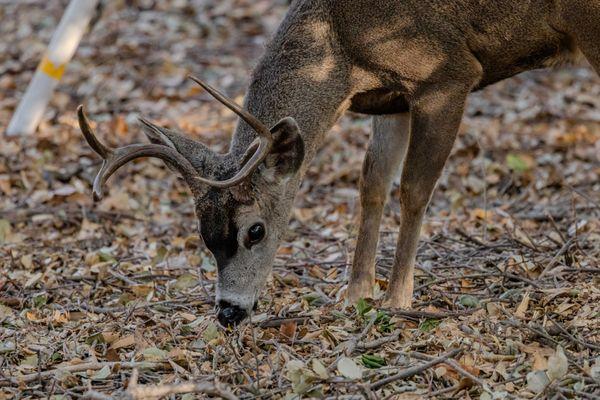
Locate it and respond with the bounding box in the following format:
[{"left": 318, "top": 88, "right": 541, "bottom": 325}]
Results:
[
  {"left": 79, "top": 79, "right": 275, "bottom": 198},
  {"left": 188, "top": 75, "right": 274, "bottom": 185},
  {"left": 78, "top": 105, "right": 204, "bottom": 201}
]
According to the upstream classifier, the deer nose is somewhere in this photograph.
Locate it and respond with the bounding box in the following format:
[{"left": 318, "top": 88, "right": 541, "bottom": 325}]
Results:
[{"left": 217, "top": 301, "right": 247, "bottom": 328}]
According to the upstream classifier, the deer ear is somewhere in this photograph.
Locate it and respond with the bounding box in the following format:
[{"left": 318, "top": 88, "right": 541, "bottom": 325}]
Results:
[{"left": 261, "top": 117, "right": 304, "bottom": 178}]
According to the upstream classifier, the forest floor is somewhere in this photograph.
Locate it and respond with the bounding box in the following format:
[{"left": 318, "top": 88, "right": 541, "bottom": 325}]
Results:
[{"left": 1, "top": 1, "right": 599, "bottom": 399}]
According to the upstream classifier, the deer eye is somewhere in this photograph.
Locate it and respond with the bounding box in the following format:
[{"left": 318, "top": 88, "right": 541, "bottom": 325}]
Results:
[{"left": 247, "top": 223, "right": 266, "bottom": 246}]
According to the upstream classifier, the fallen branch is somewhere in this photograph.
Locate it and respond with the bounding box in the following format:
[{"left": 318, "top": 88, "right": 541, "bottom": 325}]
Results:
[
  {"left": 345, "top": 314, "right": 377, "bottom": 355},
  {"left": 259, "top": 316, "right": 311, "bottom": 328},
  {"left": 370, "top": 348, "right": 462, "bottom": 390},
  {"left": 76, "top": 298, "right": 213, "bottom": 314},
  {"left": 383, "top": 309, "right": 473, "bottom": 320},
  {"left": 82, "top": 390, "right": 113, "bottom": 400},
  {"left": 127, "top": 381, "right": 238, "bottom": 400},
  {"left": 549, "top": 317, "right": 600, "bottom": 351},
  {"left": 5, "top": 361, "right": 163, "bottom": 385}
]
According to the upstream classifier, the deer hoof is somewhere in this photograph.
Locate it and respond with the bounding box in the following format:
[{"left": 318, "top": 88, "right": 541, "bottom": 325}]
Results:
[
  {"left": 382, "top": 291, "right": 413, "bottom": 310},
  {"left": 345, "top": 282, "right": 374, "bottom": 305}
]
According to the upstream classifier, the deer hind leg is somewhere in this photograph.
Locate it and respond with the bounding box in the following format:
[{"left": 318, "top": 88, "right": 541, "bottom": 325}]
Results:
[
  {"left": 384, "top": 81, "right": 476, "bottom": 309},
  {"left": 347, "top": 113, "right": 410, "bottom": 304}
]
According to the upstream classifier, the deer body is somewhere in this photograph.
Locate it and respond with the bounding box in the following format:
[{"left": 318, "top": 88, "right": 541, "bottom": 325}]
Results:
[{"left": 79, "top": 0, "right": 600, "bottom": 326}]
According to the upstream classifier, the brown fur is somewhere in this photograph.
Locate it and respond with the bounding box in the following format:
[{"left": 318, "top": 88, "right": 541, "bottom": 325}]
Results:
[{"left": 138, "top": 0, "right": 599, "bottom": 313}]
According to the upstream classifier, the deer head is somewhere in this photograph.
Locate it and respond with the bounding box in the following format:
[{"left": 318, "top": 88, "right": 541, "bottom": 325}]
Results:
[{"left": 79, "top": 77, "right": 305, "bottom": 327}]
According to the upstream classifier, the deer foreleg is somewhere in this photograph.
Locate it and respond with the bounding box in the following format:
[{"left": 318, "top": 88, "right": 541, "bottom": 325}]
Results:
[
  {"left": 347, "top": 113, "right": 410, "bottom": 304},
  {"left": 384, "top": 80, "right": 478, "bottom": 309}
]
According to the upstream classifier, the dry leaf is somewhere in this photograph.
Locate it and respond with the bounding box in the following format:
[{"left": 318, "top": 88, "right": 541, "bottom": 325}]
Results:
[
  {"left": 110, "top": 335, "right": 135, "bottom": 350},
  {"left": 337, "top": 357, "right": 362, "bottom": 380},
  {"left": 515, "top": 291, "right": 530, "bottom": 319},
  {"left": 547, "top": 345, "right": 568, "bottom": 380}
]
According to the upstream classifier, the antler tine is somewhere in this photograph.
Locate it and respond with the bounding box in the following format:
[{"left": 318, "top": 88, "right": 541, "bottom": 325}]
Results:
[
  {"left": 187, "top": 75, "right": 276, "bottom": 188},
  {"left": 77, "top": 106, "right": 203, "bottom": 200},
  {"left": 188, "top": 75, "right": 272, "bottom": 141},
  {"left": 79, "top": 74, "right": 277, "bottom": 194},
  {"left": 194, "top": 137, "right": 270, "bottom": 188},
  {"left": 77, "top": 105, "right": 112, "bottom": 159}
]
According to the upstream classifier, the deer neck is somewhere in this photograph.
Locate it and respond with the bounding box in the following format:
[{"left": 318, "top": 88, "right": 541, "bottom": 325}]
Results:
[
  {"left": 229, "top": 4, "right": 354, "bottom": 170},
  {"left": 230, "top": 73, "right": 350, "bottom": 167}
]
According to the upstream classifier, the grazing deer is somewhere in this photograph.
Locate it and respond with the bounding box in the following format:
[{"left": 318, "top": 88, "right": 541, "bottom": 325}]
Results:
[{"left": 78, "top": 0, "right": 598, "bottom": 326}]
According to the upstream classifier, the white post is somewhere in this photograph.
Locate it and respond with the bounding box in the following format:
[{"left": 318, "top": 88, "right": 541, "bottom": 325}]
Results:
[{"left": 5, "top": 0, "right": 100, "bottom": 137}]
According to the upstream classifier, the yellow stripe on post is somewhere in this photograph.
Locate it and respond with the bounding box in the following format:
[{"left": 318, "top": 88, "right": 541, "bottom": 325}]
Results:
[{"left": 39, "top": 56, "right": 66, "bottom": 81}]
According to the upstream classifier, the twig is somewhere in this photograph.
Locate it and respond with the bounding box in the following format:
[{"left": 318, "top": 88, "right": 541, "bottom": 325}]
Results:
[
  {"left": 76, "top": 298, "right": 212, "bottom": 314},
  {"left": 5, "top": 361, "right": 163, "bottom": 385},
  {"left": 250, "top": 321, "right": 262, "bottom": 393},
  {"left": 370, "top": 348, "right": 462, "bottom": 390},
  {"left": 562, "top": 268, "right": 600, "bottom": 274},
  {"left": 557, "top": 387, "right": 599, "bottom": 400},
  {"left": 356, "top": 330, "right": 401, "bottom": 351},
  {"left": 539, "top": 237, "right": 577, "bottom": 278},
  {"left": 346, "top": 314, "right": 377, "bottom": 355},
  {"left": 383, "top": 309, "right": 473, "bottom": 320},
  {"left": 127, "top": 380, "right": 238, "bottom": 400},
  {"left": 548, "top": 318, "right": 600, "bottom": 351},
  {"left": 564, "top": 183, "right": 600, "bottom": 211},
  {"left": 410, "top": 351, "right": 491, "bottom": 393},
  {"left": 259, "top": 316, "right": 311, "bottom": 328},
  {"left": 108, "top": 268, "right": 139, "bottom": 286},
  {"left": 82, "top": 390, "right": 113, "bottom": 400},
  {"left": 455, "top": 228, "right": 487, "bottom": 247}
]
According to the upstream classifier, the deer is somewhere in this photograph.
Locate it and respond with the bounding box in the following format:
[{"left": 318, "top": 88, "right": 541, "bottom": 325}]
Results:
[{"left": 77, "top": 0, "right": 598, "bottom": 327}]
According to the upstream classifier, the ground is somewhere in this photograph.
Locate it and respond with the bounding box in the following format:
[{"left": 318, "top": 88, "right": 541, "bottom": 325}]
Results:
[{"left": 0, "top": 1, "right": 599, "bottom": 399}]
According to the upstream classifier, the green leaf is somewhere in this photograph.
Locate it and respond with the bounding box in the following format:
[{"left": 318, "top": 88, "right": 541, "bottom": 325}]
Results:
[
  {"left": 0, "top": 219, "right": 12, "bottom": 243},
  {"left": 202, "top": 322, "right": 219, "bottom": 342},
  {"left": 33, "top": 294, "right": 47, "bottom": 308},
  {"left": 459, "top": 295, "right": 480, "bottom": 308},
  {"left": 330, "top": 310, "right": 348, "bottom": 320},
  {"left": 180, "top": 324, "right": 193, "bottom": 335},
  {"left": 91, "top": 365, "right": 111, "bottom": 380},
  {"left": 375, "top": 310, "right": 394, "bottom": 333},
  {"left": 85, "top": 332, "right": 106, "bottom": 345},
  {"left": 141, "top": 347, "right": 168, "bottom": 361},
  {"left": 303, "top": 292, "right": 325, "bottom": 306},
  {"left": 506, "top": 153, "right": 529, "bottom": 173},
  {"left": 361, "top": 354, "right": 386, "bottom": 368},
  {"left": 0, "top": 341, "right": 16, "bottom": 354},
  {"left": 152, "top": 246, "right": 168, "bottom": 266},
  {"left": 97, "top": 251, "right": 115, "bottom": 262},
  {"left": 172, "top": 273, "right": 198, "bottom": 291},
  {"left": 20, "top": 354, "right": 38, "bottom": 368},
  {"left": 355, "top": 298, "right": 372, "bottom": 318},
  {"left": 419, "top": 319, "right": 440, "bottom": 332}
]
